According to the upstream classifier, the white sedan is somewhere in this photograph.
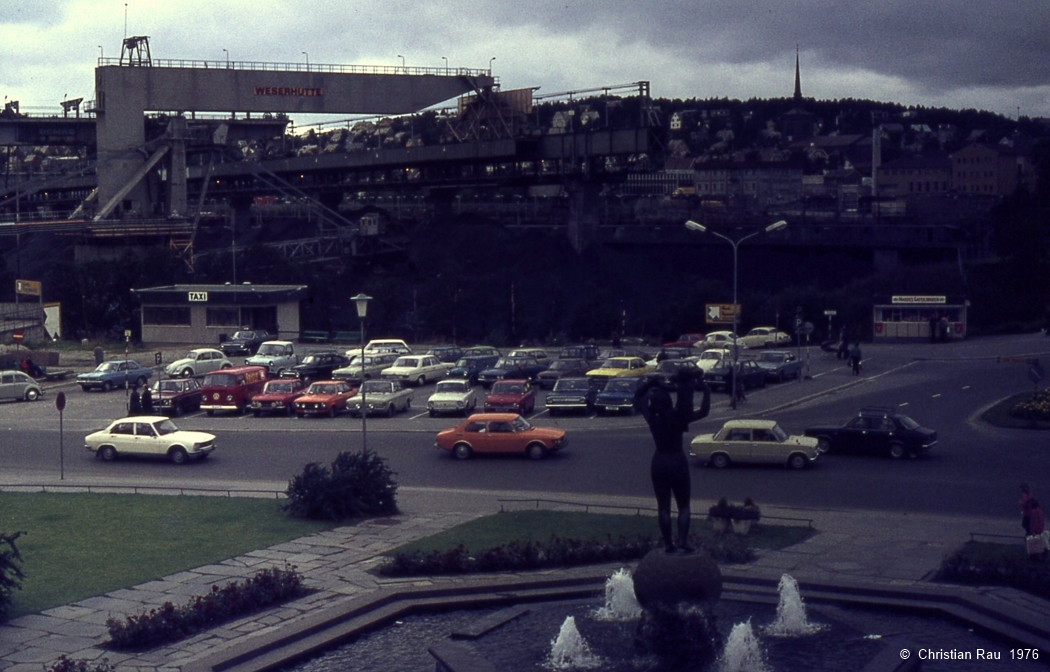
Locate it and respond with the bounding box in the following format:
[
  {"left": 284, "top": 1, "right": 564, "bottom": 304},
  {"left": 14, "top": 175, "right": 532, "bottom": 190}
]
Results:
[
  {"left": 740, "top": 327, "right": 792, "bottom": 349},
  {"left": 165, "top": 348, "right": 233, "bottom": 378},
  {"left": 84, "top": 416, "right": 216, "bottom": 464},
  {"left": 427, "top": 379, "right": 478, "bottom": 417},
  {"left": 690, "top": 419, "right": 819, "bottom": 469}
]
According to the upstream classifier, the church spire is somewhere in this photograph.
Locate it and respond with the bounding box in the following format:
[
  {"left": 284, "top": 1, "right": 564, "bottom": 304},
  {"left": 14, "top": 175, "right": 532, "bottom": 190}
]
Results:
[{"left": 793, "top": 45, "right": 802, "bottom": 102}]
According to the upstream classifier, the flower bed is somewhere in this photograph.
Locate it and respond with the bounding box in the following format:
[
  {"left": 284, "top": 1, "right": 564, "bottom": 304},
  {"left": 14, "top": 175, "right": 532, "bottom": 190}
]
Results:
[{"left": 105, "top": 564, "right": 304, "bottom": 650}]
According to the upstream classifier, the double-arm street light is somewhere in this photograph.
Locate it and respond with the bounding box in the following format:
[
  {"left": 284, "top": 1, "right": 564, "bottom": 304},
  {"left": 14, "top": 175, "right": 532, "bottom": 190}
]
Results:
[
  {"left": 684, "top": 219, "right": 788, "bottom": 409},
  {"left": 352, "top": 293, "right": 372, "bottom": 451}
]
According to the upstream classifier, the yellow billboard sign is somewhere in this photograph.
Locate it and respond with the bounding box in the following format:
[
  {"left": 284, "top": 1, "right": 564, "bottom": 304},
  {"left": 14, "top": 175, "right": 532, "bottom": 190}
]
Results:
[
  {"left": 15, "top": 279, "right": 41, "bottom": 297},
  {"left": 706, "top": 303, "right": 739, "bottom": 324}
]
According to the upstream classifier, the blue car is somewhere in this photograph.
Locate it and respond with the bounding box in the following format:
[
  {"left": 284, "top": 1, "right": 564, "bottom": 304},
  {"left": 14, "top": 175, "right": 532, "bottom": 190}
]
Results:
[
  {"left": 594, "top": 378, "right": 641, "bottom": 415},
  {"left": 77, "top": 360, "right": 153, "bottom": 392},
  {"left": 477, "top": 356, "right": 548, "bottom": 388},
  {"left": 544, "top": 376, "right": 601, "bottom": 415},
  {"left": 446, "top": 355, "right": 501, "bottom": 386}
]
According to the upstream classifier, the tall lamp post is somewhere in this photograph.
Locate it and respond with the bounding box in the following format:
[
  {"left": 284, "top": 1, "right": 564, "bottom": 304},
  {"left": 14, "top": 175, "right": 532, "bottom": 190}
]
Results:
[
  {"left": 352, "top": 293, "right": 372, "bottom": 451},
  {"left": 685, "top": 219, "right": 788, "bottom": 409}
]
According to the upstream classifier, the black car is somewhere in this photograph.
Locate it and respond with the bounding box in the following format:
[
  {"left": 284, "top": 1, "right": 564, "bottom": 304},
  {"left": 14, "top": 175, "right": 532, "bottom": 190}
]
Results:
[
  {"left": 556, "top": 344, "right": 601, "bottom": 363},
  {"left": 282, "top": 351, "right": 351, "bottom": 384},
  {"left": 220, "top": 330, "right": 272, "bottom": 356},
  {"left": 536, "top": 358, "right": 592, "bottom": 389},
  {"left": 427, "top": 345, "right": 464, "bottom": 363},
  {"left": 477, "top": 356, "right": 549, "bottom": 388},
  {"left": 650, "top": 358, "right": 701, "bottom": 384},
  {"left": 544, "top": 376, "right": 602, "bottom": 415},
  {"left": 446, "top": 354, "right": 501, "bottom": 386},
  {"left": 705, "top": 358, "right": 766, "bottom": 392},
  {"left": 804, "top": 407, "right": 938, "bottom": 459}
]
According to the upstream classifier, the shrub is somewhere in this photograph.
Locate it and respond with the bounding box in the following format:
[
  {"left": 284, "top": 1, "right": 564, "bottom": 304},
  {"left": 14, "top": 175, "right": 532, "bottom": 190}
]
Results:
[
  {"left": 1010, "top": 390, "right": 1050, "bottom": 422},
  {"left": 0, "top": 531, "right": 25, "bottom": 621},
  {"left": 378, "top": 532, "right": 754, "bottom": 577},
  {"left": 284, "top": 449, "right": 398, "bottom": 521},
  {"left": 47, "top": 657, "right": 116, "bottom": 672},
  {"left": 105, "top": 564, "right": 304, "bottom": 650},
  {"left": 707, "top": 497, "right": 761, "bottom": 521},
  {"left": 937, "top": 545, "right": 1050, "bottom": 597}
]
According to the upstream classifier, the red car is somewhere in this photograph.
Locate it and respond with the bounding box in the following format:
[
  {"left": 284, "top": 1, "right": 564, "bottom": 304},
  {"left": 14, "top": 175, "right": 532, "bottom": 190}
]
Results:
[
  {"left": 435, "top": 413, "right": 567, "bottom": 460},
  {"left": 249, "top": 378, "right": 307, "bottom": 417},
  {"left": 663, "top": 333, "right": 706, "bottom": 348},
  {"left": 292, "top": 380, "right": 357, "bottom": 418},
  {"left": 149, "top": 378, "right": 202, "bottom": 417},
  {"left": 483, "top": 379, "right": 536, "bottom": 414}
]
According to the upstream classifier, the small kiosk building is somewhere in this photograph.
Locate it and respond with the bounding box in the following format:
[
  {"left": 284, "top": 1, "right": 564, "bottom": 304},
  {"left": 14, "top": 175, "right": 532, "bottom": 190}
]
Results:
[{"left": 872, "top": 295, "right": 968, "bottom": 341}]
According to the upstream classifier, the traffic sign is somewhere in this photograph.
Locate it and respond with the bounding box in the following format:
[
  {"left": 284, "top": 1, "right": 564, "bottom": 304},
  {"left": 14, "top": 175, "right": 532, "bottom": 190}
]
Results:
[
  {"left": 11, "top": 329, "right": 24, "bottom": 343},
  {"left": 706, "top": 303, "right": 739, "bottom": 324},
  {"left": 56, "top": 391, "right": 66, "bottom": 412},
  {"left": 824, "top": 310, "right": 837, "bottom": 316}
]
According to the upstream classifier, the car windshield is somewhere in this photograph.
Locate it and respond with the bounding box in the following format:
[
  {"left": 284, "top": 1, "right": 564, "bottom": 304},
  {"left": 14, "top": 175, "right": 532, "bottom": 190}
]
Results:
[
  {"left": 511, "top": 416, "right": 532, "bottom": 432},
  {"left": 203, "top": 373, "right": 237, "bottom": 387},
  {"left": 362, "top": 381, "right": 390, "bottom": 394},
  {"left": 154, "top": 419, "right": 180, "bottom": 436},
  {"left": 153, "top": 380, "right": 181, "bottom": 393},
  {"left": 264, "top": 381, "right": 296, "bottom": 394},
  {"left": 757, "top": 353, "right": 786, "bottom": 363},
  {"left": 771, "top": 424, "right": 789, "bottom": 441},
  {"left": 179, "top": 352, "right": 199, "bottom": 361},
  {"left": 302, "top": 355, "right": 324, "bottom": 364},
  {"left": 897, "top": 415, "right": 920, "bottom": 430},
  {"left": 550, "top": 360, "right": 578, "bottom": 371},
  {"left": 493, "top": 383, "right": 524, "bottom": 394},
  {"left": 95, "top": 362, "right": 120, "bottom": 372},
  {"left": 232, "top": 331, "right": 253, "bottom": 340},
  {"left": 307, "top": 384, "right": 339, "bottom": 395},
  {"left": 436, "top": 381, "right": 467, "bottom": 393},
  {"left": 604, "top": 379, "right": 636, "bottom": 393},
  {"left": 556, "top": 379, "right": 589, "bottom": 392},
  {"left": 393, "top": 357, "right": 419, "bottom": 367},
  {"left": 257, "top": 344, "right": 283, "bottom": 356},
  {"left": 604, "top": 359, "right": 629, "bottom": 369}
]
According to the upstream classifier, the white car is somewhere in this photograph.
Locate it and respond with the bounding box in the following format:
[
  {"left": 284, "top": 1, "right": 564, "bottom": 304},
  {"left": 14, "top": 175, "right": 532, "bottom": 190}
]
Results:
[
  {"left": 347, "top": 379, "right": 414, "bottom": 417},
  {"left": 381, "top": 354, "right": 451, "bottom": 386},
  {"left": 84, "top": 416, "right": 216, "bottom": 464},
  {"left": 690, "top": 419, "right": 819, "bottom": 470},
  {"left": 1, "top": 370, "right": 43, "bottom": 402},
  {"left": 701, "top": 331, "right": 743, "bottom": 350},
  {"left": 351, "top": 339, "right": 411, "bottom": 358},
  {"left": 165, "top": 348, "right": 233, "bottom": 378},
  {"left": 695, "top": 349, "right": 730, "bottom": 373},
  {"left": 741, "top": 327, "right": 792, "bottom": 349},
  {"left": 332, "top": 353, "right": 400, "bottom": 383},
  {"left": 427, "top": 379, "right": 479, "bottom": 417}
]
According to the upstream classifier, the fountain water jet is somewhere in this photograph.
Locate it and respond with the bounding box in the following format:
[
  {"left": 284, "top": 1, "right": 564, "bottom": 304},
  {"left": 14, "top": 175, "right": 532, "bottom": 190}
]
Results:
[
  {"left": 593, "top": 568, "right": 642, "bottom": 622},
  {"left": 762, "top": 573, "right": 825, "bottom": 637},
  {"left": 546, "top": 615, "right": 603, "bottom": 670},
  {"left": 717, "top": 618, "right": 770, "bottom": 672}
]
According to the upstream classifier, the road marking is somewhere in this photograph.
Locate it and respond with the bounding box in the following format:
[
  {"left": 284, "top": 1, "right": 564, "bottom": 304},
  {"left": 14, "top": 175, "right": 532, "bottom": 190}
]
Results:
[
  {"left": 932, "top": 393, "right": 942, "bottom": 398},
  {"left": 962, "top": 385, "right": 971, "bottom": 390},
  {"left": 898, "top": 402, "right": 909, "bottom": 407}
]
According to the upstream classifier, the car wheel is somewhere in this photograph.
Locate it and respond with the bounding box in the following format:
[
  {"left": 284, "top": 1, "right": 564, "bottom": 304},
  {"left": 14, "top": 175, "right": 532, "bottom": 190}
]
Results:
[
  {"left": 169, "top": 447, "right": 189, "bottom": 465},
  {"left": 453, "top": 443, "right": 472, "bottom": 460},
  {"left": 173, "top": 402, "right": 184, "bottom": 417},
  {"left": 221, "top": 363, "right": 232, "bottom": 369},
  {"left": 816, "top": 438, "right": 831, "bottom": 453},
  {"left": 548, "top": 408, "right": 558, "bottom": 417},
  {"left": 405, "top": 398, "right": 411, "bottom": 409},
  {"left": 275, "top": 368, "right": 285, "bottom": 377},
  {"left": 387, "top": 404, "right": 395, "bottom": 418},
  {"left": 416, "top": 376, "right": 426, "bottom": 387},
  {"left": 182, "top": 367, "right": 194, "bottom": 378},
  {"left": 25, "top": 389, "right": 40, "bottom": 401},
  {"left": 527, "top": 443, "right": 547, "bottom": 460},
  {"left": 429, "top": 409, "right": 436, "bottom": 418},
  {"left": 81, "top": 385, "right": 91, "bottom": 392},
  {"left": 777, "top": 371, "right": 785, "bottom": 383},
  {"left": 237, "top": 401, "right": 246, "bottom": 415},
  {"left": 102, "top": 380, "right": 114, "bottom": 392},
  {"left": 253, "top": 409, "right": 261, "bottom": 417},
  {"left": 328, "top": 407, "right": 336, "bottom": 418},
  {"left": 206, "top": 410, "right": 214, "bottom": 417},
  {"left": 889, "top": 443, "right": 906, "bottom": 459},
  {"left": 710, "top": 453, "right": 731, "bottom": 469},
  {"left": 99, "top": 445, "right": 117, "bottom": 462},
  {"left": 788, "top": 453, "right": 808, "bottom": 470}
]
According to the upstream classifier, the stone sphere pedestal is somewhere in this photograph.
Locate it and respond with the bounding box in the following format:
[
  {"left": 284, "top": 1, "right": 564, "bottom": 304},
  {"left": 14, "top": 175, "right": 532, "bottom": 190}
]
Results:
[{"left": 631, "top": 548, "right": 723, "bottom": 667}]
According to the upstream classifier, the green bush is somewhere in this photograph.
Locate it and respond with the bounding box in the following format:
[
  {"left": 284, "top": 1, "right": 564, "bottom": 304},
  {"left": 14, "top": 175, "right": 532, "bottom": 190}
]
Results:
[
  {"left": 937, "top": 542, "right": 1050, "bottom": 597},
  {"left": 47, "top": 656, "right": 116, "bottom": 672},
  {"left": 0, "top": 531, "right": 25, "bottom": 620},
  {"left": 284, "top": 449, "right": 399, "bottom": 521},
  {"left": 1010, "top": 390, "right": 1050, "bottom": 422},
  {"left": 105, "top": 565, "right": 304, "bottom": 650}
]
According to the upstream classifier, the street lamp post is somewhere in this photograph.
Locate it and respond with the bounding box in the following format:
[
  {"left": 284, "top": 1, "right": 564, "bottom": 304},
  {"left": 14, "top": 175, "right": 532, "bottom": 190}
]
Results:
[
  {"left": 352, "top": 293, "right": 372, "bottom": 451},
  {"left": 301, "top": 51, "right": 309, "bottom": 68},
  {"left": 685, "top": 219, "right": 788, "bottom": 409},
  {"left": 442, "top": 56, "right": 448, "bottom": 75},
  {"left": 489, "top": 56, "right": 496, "bottom": 74},
  {"left": 397, "top": 54, "right": 405, "bottom": 72}
]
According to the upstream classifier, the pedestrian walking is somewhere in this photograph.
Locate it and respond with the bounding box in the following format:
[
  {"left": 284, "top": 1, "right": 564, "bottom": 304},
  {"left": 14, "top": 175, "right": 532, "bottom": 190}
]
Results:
[
  {"left": 1026, "top": 498, "right": 1047, "bottom": 559},
  {"left": 849, "top": 342, "right": 862, "bottom": 376},
  {"left": 129, "top": 388, "right": 142, "bottom": 415},
  {"left": 1021, "top": 483, "right": 1034, "bottom": 535},
  {"left": 93, "top": 343, "right": 105, "bottom": 366},
  {"left": 141, "top": 386, "right": 154, "bottom": 415}
]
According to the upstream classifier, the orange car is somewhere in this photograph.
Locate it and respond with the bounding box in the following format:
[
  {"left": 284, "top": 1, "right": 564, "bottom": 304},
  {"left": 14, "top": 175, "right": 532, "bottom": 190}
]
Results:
[
  {"left": 435, "top": 412, "right": 567, "bottom": 460},
  {"left": 292, "top": 380, "right": 357, "bottom": 418}
]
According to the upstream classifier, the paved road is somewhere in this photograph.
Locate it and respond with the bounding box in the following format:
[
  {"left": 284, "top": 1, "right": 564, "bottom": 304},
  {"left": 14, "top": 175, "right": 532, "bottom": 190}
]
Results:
[{"left": 2, "top": 334, "right": 1048, "bottom": 520}]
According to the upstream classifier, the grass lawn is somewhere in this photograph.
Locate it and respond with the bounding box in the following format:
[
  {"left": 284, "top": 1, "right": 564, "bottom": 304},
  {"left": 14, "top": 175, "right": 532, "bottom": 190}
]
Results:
[
  {"left": 0, "top": 493, "right": 338, "bottom": 619},
  {"left": 388, "top": 509, "right": 814, "bottom": 557}
]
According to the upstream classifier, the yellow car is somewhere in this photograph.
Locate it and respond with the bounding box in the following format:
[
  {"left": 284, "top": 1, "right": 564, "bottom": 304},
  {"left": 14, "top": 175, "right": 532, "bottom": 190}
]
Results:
[
  {"left": 690, "top": 419, "right": 820, "bottom": 470},
  {"left": 585, "top": 356, "right": 654, "bottom": 382}
]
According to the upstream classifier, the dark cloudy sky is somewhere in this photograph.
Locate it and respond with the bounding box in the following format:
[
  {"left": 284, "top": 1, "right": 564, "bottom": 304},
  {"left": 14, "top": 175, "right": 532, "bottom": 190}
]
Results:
[{"left": 2, "top": 0, "right": 1047, "bottom": 123}]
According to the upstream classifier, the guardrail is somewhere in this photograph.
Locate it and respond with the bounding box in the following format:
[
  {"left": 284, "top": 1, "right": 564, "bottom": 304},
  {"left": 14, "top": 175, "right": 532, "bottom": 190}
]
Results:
[{"left": 0, "top": 483, "right": 285, "bottom": 499}]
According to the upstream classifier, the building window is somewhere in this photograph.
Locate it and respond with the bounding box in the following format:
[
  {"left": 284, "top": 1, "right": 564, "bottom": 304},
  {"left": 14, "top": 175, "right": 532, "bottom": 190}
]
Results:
[
  {"left": 143, "top": 306, "right": 190, "bottom": 326},
  {"left": 207, "top": 307, "right": 241, "bottom": 327}
]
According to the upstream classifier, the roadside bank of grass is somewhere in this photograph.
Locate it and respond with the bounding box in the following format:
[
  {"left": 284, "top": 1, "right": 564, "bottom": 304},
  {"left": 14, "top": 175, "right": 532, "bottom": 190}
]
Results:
[
  {"left": 937, "top": 540, "right": 1050, "bottom": 598},
  {"left": 0, "top": 493, "right": 336, "bottom": 619},
  {"left": 982, "top": 392, "right": 1050, "bottom": 430}
]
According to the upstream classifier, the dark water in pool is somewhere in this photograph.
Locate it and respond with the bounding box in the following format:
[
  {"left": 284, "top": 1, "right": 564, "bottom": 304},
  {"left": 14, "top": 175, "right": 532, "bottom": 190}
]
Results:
[{"left": 288, "top": 597, "right": 1045, "bottom": 671}]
